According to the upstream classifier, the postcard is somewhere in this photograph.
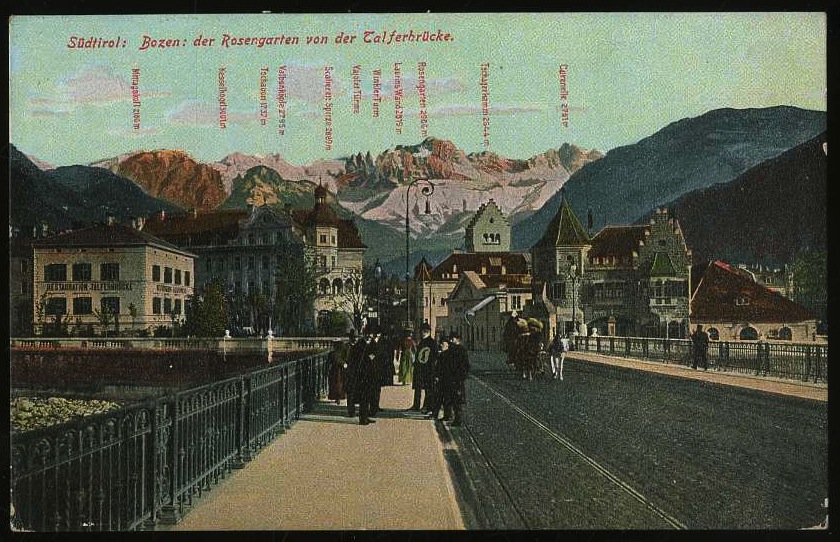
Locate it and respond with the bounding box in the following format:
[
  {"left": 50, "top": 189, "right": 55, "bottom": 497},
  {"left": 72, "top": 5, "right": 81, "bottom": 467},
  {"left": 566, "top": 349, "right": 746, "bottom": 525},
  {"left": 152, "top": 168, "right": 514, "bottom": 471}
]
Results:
[{"left": 9, "top": 12, "right": 828, "bottom": 533}]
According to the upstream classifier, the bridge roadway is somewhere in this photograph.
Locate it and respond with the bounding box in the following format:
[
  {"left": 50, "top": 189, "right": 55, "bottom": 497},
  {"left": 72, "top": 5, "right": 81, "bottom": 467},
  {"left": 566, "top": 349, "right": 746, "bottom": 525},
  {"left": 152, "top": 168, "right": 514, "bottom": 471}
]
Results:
[{"left": 157, "top": 350, "right": 826, "bottom": 531}]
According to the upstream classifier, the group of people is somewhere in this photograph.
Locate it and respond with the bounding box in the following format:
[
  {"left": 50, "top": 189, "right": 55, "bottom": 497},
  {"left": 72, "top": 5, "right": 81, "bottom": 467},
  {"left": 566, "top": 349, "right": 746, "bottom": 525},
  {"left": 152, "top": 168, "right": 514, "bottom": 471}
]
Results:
[
  {"left": 326, "top": 323, "right": 470, "bottom": 426},
  {"left": 502, "top": 312, "right": 571, "bottom": 381}
]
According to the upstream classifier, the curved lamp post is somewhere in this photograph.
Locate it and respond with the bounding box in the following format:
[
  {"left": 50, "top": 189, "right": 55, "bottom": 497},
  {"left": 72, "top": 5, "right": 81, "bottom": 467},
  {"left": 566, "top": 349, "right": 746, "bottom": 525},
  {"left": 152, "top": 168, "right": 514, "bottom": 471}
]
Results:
[
  {"left": 404, "top": 175, "right": 435, "bottom": 330},
  {"left": 569, "top": 263, "right": 579, "bottom": 335}
]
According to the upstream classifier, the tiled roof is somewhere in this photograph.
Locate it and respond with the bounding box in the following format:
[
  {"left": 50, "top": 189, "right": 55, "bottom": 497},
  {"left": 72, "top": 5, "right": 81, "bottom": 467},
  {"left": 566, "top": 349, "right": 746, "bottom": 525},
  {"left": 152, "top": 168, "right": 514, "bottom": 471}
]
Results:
[
  {"left": 589, "top": 225, "right": 648, "bottom": 258},
  {"left": 690, "top": 261, "right": 814, "bottom": 323},
  {"left": 533, "top": 194, "right": 591, "bottom": 248},
  {"left": 31, "top": 223, "right": 195, "bottom": 256},
  {"left": 143, "top": 209, "right": 248, "bottom": 246},
  {"left": 297, "top": 202, "right": 341, "bottom": 227},
  {"left": 429, "top": 251, "right": 529, "bottom": 280},
  {"left": 478, "top": 274, "right": 532, "bottom": 289}
]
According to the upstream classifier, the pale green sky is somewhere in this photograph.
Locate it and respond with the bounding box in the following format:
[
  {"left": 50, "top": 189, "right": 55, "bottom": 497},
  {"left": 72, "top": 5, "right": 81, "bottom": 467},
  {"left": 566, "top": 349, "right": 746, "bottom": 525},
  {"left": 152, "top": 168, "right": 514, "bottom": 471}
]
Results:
[{"left": 9, "top": 12, "right": 826, "bottom": 166}]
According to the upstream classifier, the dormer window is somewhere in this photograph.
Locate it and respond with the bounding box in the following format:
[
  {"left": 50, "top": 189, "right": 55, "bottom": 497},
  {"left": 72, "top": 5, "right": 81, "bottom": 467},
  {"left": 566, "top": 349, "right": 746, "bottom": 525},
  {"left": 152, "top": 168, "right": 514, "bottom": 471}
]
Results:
[{"left": 735, "top": 294, "right": 750, "bottom": 306}]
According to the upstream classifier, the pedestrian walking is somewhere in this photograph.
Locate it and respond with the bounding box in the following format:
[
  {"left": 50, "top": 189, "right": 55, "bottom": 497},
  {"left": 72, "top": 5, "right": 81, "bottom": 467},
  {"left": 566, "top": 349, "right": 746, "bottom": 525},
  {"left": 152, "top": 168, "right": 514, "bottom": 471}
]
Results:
[
  {"left": 524, "top": 318, "right": 544, "bottom": 381},
  {"left": 412, "top": 323, "right": 436, "bottom": 411},
  {"left": 691, "top": 324, "right": 710, "bottom": 370},
  {"left": 426, "top": 336, "right": 449, "bottom": 420},
  {"left": 398, "top": 329, "right": 416, "bottom": 386},
  {"left": 357, "top": 331, "right": 378, "bottom": 425},
  {"left": 503, "top": 311, "right": 521, "bottom": 370},
  {"left": 755, "top": 332, "right": 771, "bottom": 376},
  {"left": 345, "top": 331, "right": 365, "bottom": 417},
  {"left": 441, "top": 331, "right": 470, "bottom": 426},
  {"left": 327, "top": 339, "right": 348, "bottom": 404},
  {"left": 371, "top": 328, "right": 391, "bottom": 415}
]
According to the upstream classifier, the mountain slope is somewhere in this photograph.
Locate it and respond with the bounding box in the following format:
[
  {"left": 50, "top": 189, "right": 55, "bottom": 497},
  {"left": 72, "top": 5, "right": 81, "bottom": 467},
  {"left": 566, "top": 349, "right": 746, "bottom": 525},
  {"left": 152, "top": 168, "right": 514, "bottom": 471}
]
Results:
[
  {"left": 512, "top": 106, "right": 827, "bottom": 250},
  {"left": 647, "top": 132, "right": 827, "bottom": 266}
]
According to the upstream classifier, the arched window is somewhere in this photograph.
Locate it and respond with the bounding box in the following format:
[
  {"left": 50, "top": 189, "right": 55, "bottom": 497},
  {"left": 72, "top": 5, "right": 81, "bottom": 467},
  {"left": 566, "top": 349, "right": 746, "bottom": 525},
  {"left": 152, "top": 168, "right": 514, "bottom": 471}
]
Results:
[
  {"left": 739, "top": 326, "right": 758, "bottom": 341},
  {"left": 319, "top": 278, "right": 330, "bottom": 295},
  {"left": 707, "top": 327, "right": 720, "bottom": 340},
  {"left": 345, "top": 278, "right": 355, "bottom": 294},
  {"left": 332, "top": 278, "right": 343, "bottom": 295},
  {"left": 778, "top": 326, "right": 792, "bottom": 340}
]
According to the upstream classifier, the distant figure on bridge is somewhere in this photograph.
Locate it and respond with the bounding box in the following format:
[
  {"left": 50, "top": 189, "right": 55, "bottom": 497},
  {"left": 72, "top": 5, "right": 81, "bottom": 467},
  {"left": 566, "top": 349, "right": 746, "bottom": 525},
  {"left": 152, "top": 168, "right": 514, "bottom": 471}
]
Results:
[
  {"left": 441, "top": 331, "right": 470, "bottom": 426},
  {"left": 327, "top": 339, "right": 348, "bottom": 405},
  {"left": 755, "top": 332, "right": 770, "bottom": 376},
  {"left": 412, "top": 323, "right": 436, "bottom": 411},
  {"left": 503, "top": 311, "right": 522, "bottom": 369},
  {"left": 691, "top": 324, "right": 710, "bottom": 370},
  {"left": 523, "top": 318, "right": 544, "bottom": 381},
  {"left": 398, "top": 329, "right": 416, "bottom": 386}
]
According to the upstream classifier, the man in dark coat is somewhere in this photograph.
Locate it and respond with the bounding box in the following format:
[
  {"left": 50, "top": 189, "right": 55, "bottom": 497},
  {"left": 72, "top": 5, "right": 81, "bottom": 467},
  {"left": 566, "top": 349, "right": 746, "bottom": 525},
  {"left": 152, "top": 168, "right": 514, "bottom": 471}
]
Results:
[
  {"left": 356, "top": 331, "right": 378, "bottom": 425},
  {"left": 441, "top": 331, "right": 470, "bottom": 426},
  {"left": 370, "top": 328, "right": 389, "bottom": 415},
  {"left": 503, "top": 311, "right": 521, "bottom": 368},
  {"left": 345, "top": 331, "right": 364, "bottom": 417},
  {"left": 412, "top": 323, "right": 436, "bottom": 411},
  {"left": 426, "top": 336, "right": 448, "bottom": 420},
  {"left": 691, "top": 324, "right": 710, "bottom": 370}
]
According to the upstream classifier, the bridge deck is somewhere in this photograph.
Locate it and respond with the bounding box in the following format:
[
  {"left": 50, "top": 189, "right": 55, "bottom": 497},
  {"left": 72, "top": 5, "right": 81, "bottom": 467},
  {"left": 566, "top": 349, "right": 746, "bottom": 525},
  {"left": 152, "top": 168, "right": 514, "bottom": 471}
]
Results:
[
  {"left": 157, "top": 351, "right": 825, "bottom": 531},
  {"left": 161, "top": 383, "right": 464, "bottom": 531}
]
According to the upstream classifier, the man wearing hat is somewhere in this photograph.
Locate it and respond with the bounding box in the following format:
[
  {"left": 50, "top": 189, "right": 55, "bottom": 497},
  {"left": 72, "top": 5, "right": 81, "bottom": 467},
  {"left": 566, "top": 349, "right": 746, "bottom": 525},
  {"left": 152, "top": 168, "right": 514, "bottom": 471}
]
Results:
[
  {"left": 412, "top": 323, "right": 436, "bottom": 411},
  {"left": 441, "top": 331, "right": 470, "bottom": 426}
]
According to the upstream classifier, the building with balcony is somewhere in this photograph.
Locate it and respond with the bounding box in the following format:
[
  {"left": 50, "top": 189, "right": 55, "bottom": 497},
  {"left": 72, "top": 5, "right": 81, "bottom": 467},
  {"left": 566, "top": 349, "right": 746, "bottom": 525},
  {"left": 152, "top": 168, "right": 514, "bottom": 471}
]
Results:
[{"left": 30, "top": 223, "right": 196, "bottom": 336}]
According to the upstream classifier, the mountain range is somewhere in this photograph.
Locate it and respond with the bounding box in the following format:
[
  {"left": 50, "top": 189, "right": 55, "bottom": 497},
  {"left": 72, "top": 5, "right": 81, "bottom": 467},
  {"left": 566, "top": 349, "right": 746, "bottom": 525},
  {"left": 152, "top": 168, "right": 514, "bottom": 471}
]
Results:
[{"left": 9, "top": 106, "right": 826, "bottom": 272}]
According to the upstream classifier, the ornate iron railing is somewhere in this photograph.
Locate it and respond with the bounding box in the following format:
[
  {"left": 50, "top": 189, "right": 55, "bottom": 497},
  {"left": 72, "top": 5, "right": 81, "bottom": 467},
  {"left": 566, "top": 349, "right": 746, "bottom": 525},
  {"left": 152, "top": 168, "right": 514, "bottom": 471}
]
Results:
[
  {"left": 10, "top": 351, "right": 330, "bottom": 532},
  {"left": 573, "top": 336, "right": 828, "bottom": 383}
]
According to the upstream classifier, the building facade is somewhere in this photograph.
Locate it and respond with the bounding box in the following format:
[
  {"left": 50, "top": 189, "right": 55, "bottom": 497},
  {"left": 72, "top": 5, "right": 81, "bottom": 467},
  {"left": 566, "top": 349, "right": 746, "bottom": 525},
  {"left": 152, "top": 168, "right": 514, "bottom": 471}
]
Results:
[
  {"left": 531, "top": 194, "right": 693, "bottom": 339},
  {"left": 691, "top": 260, "right": 818, "bottom": 342},
  {"left": 31, "top": 223, "right": 196, "bottom": 336}
]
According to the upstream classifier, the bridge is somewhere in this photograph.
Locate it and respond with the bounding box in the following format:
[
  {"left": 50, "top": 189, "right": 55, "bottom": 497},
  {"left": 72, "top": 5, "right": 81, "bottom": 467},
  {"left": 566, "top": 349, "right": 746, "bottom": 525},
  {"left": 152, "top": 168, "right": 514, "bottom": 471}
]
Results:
[{"left": 9, "top": 337, "right": 828, "bottom": 531}]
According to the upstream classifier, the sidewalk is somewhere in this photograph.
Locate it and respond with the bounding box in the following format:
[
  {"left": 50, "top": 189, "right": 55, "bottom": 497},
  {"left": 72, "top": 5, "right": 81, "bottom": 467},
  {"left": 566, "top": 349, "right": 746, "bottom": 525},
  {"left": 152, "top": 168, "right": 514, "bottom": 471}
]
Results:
[
  {"left": 572, "top": 351, "right": 828, "bottom": 403},
  {"left": 164, "top": 384, "right": 465, "bottom": 531}
]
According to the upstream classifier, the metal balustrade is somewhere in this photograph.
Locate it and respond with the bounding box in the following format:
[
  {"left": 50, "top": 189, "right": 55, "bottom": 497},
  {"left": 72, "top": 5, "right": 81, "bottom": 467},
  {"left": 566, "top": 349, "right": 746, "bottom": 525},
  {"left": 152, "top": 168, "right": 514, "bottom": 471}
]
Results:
[
  {"left": 573, "top": 336, "right": 827, "bottom": 383},
  {"left": 10, "top": 351, "right": 330, "bottom": 532}
]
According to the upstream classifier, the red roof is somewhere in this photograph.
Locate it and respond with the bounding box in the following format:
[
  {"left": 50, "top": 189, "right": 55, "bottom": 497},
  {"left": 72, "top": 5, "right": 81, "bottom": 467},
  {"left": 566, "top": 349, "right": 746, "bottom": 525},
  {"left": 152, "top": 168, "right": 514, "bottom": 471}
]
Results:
[
  {"left": 143, "top": 209, "right": 248, "bottom": 246},
  {"left": 31, "top": 223, "right": 194, "bottom": 256},
  {"left": 428, "top": 252, "right": 529, "bottom": 280},
  {"left": 690, "top": 261, "right": 814, "bottom": 323}
]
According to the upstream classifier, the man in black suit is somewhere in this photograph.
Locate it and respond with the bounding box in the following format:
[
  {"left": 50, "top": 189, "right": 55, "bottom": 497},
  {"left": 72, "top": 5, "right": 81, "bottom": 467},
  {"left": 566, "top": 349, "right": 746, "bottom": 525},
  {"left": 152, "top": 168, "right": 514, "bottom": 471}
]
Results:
[{"left": 441, "top": 331, "right": 470, "bottom": 427}]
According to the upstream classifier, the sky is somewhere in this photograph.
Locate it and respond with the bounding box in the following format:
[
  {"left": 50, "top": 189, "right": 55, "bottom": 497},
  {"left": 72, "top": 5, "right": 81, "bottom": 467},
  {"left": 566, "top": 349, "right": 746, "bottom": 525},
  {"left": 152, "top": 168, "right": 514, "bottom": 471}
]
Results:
[{"left": 9, "top": 12, "right": 827, "bottom": 167}]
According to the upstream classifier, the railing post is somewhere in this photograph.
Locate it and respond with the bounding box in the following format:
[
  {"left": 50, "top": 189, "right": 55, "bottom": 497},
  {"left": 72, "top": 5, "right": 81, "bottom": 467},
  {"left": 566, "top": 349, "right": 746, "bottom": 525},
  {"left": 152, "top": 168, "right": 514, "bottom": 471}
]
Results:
[
  {"left": 232, "top": 376, "right": 251, "bottom": 468},
  {"left": 157, "top": 395, "right": 180, "bottom": 525}
]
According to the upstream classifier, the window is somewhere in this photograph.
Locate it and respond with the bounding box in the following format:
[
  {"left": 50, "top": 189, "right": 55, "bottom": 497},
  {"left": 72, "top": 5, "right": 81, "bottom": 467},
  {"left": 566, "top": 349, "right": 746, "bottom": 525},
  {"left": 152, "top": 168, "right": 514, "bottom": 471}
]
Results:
[
  {"left": 550, "top": 282, "right": 566, "bottom": 300},
  {"left": 735, "top": 294, "right": 750, "bottom": 306},
  {"left": 331, "top": 235, "right": 336, "bottom": 245},
  {"left": 261, "top": 234, "right": 269, "bottom": 245},
  {"left": 248, "top": 281, "right": 255, "bottom": 294},
  {"left": 45, "top": 297, "right": 67, "bottom": 315},
  {"left": 320, "top": 234, "right": 328, "bottom": 244},
  {"left": 234, "top": 256, "right": 241, "bottom": 271},
  {"left": 72, "top": 263, "right": 92, "bottom": 281},
  {"left": 152, "top": 265, "right": 161, "bottom": 281},
  {"left": 248, "top": 256, "right": 255, "bottom": 270},
  {"left": 73, "top": 297, "right": 93, "bottom": 315},
  {"left": 164, "top": 267, "right": 173, "bottom": 284},
  {"left": 331, "top": 256, "right": 337, "bottom": 268},
  {"left": 163, "top": 298, "right": 172, "bottom": 314},
  {"left": 184, "top": 271, "right": 191, "bottom": 286},
  {"left": 100, "top": 263, "right": 120, "bottom": 281},
  {"left": 175, "top": 269, "right": 182, "bottom": 285},
  {"left": 248, "top": 233, "right": 255, "bottom": 245},
  {"left": 262, "top": 255, "right": 269, "bottom": 270},
  {"left": 101, "top": 296, "right": 120, "bottom": 315},
  {"left": 152, "top": 297, "right": 162, "bottom": 314},
  {"left": 174, "top": 299, "right": 182, "bottom": 315},
  {"left": 511, "top": 295, "right": 522, "bottom": 310},
  {"left": 44, "top": 263, "right": 67, "bottom": 282}
]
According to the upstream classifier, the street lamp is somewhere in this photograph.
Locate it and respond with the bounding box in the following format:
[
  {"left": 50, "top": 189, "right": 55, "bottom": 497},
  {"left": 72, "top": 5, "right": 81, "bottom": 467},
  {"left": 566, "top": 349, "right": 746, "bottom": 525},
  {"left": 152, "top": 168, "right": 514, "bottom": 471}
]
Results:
[
  {"left": 569, "top": 263, "right": 579, "bottom": 335},
  {"left": 374, "top": 259, "right": 382, "bottom": 330},
  {"left": 404, "top": 175, "right": 435, "bottom": 330}
]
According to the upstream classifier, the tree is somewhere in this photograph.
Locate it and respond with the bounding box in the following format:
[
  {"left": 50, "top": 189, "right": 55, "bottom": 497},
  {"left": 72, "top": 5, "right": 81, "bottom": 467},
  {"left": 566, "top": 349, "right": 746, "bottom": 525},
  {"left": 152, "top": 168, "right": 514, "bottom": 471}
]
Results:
[
  {"left": 93, "top": 304, "right": 114, "bottom": 337},
  {"left": 183, "top": 279, "right": 229, "bottom": 337},
  {"left": 275, "top": 240, "right": 318, "bottom": 336},
  {"left": 792, "top": 250, "right": 827, "bottom": 330},
  {"left": 329, "top": 269, "right": 367, "bottom": 333}
]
